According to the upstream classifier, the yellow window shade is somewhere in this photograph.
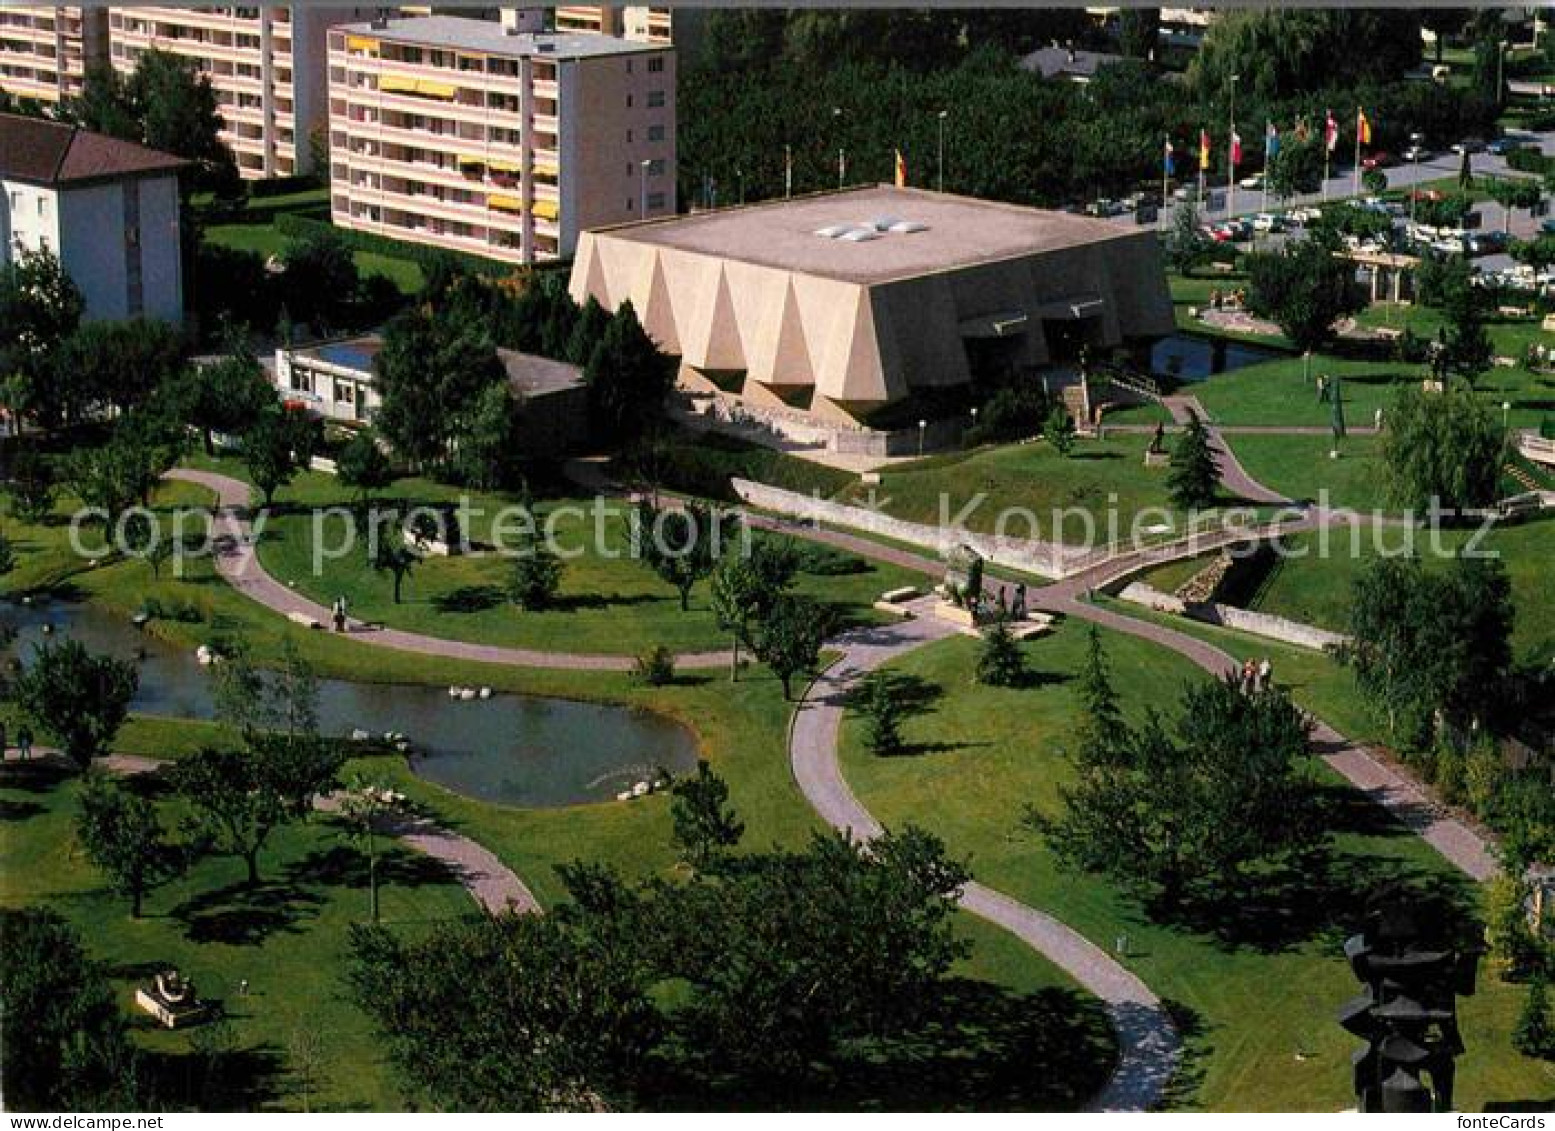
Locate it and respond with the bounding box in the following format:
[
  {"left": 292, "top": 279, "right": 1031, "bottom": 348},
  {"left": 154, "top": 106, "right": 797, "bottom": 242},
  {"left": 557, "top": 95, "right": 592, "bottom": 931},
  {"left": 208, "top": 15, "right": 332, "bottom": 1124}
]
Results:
[
  {"left": 345, "top": 35, "right": 378, "bottom": 53},
  {"left": 414, "top": 79, "right": 457, "bottom": 99},
  {"left": 378, "top": 74, "right": 418, "bottom": 94},
  {"left": 532, "top": 199, "right": 559, "bottom": 221},
  {"left": 487, "top": 193, "right": 524, "bottom": 213},
  {"left": 531, "top": 162, "right": 558, "bottom": 177},
  {"left": 486, "top": 159, "right": 522, "bottom": 174},
  {"left": 457, "top": 154, "right": 485, "bottom": 166},
  {"left": 378, "top": 75, "right": 457, "bottom": 99}
]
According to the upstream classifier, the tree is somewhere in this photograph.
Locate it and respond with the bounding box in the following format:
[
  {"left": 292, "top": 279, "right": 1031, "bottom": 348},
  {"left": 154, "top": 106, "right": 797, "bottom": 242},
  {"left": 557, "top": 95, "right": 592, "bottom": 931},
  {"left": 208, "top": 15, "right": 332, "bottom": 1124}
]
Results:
[
  {"left": 670, "top": 759, "right": 745, "bottom": 871},
  {"left": 565, "top": 295, "right": 612, "bottom": 367},
  {"left": 211, "top": 638, "right": 320, "bottom": 742},
  {"left": 335, "top": 778, "right": 406, "bottom": 924},
  {"left": 583, "top": 302, "right": 675, "bottom": 448},
  {"left": 752, "top": 594, "right": 826, "bottom": 700},
  {"left": 75, "top": 772, "right": 174, "bottom": 918},
  {"left": 1362, "top": 167, "right": 1389, "bottom": 197},
  {"left": 0, "top": 907, "right": 139, "bottom": 1110},
  {"left": 55, "top": 317, "right": 186, "bottom": 420},
  {"left": 1341, "top": 555, "right": 1515, "bottom": 745},
  {"left": 0, "top": 247, "right": 85, "bottom": 428},
  {"left": 1435, "top": 257, "right": 1495, "bottom": 384},
  {"left": 976, "top": 619, "right": 1028, "bottom": 687},
  {"left": 707, "top": 541, "right": 797, "bottom": 681},
  {"left": 1245, "top": 235, "right": 1365, "bottom": 354},
  {"left": 12, "top": 639, "right": 137, "bottom": 769},
  {"left": 168, "top": 346, "right": 277, "bottom": 455},
  {"left": 349, "top": 906, "right": 661, "bottom": 1111},
  {"left": 372, "top": 538, "right": 419, "bottom": 606},
  {"left": 853, "top": 671, "right": 907, "bottom": 755},
  {"left": 507, "top": 523, "right": 563, "bottom": 610},
  {"left": 1075, "top": 624, "right": 1126, "bottom": 762},
  {"left": 1264, "top": 134, "right": 1326, "bottom": 199},
  {"left": 1381, "top": 382, "right": 1503, "bottom": 511},
  {"left": 454, "top": 381, "right": 525, "bottom": 491},
  {"left": 1035, "top": 675, "right": 1321, "bottom": 912},
  {"left": 634, "top": 500, "right": 733, "bottom": 612},
  {"left": 64, "top": 434, "right": 161, "bottom": 532},
  {"left": 173, "top": 734, "right": 343, "bottom": 886},
  {"left": 335, "top": 427, "right": 395, "bottom": 512},
  {"left": 1167, "top": 409, "right": 1221, "bottom": 510},
  {"left": 1163, "top": 200, "right": 1211, "bottom": 276},
  {"left": 1514, "top": 977, "right": 1555, "bottom": 1060},
  {"left": 1117, "top": 7, "right": 1161, "bottom": 59},
  {"left": 243, "top": 405, "right": 315, "bottom": 507},
  {"left": 283, "top": 230, "right": 360, "bottom": 333},
  {"left": 1044, "top": 402, "right": 1077, "bottom": 455},
  {"left": 1484, "top": 175, "right": 1543, "bottom": 235},
  {"left": 1191, "top": 10, "right": 1422, "bottom": 101},
  {"left": 6, "top": 448, "right": 57, "bottom": 522}
]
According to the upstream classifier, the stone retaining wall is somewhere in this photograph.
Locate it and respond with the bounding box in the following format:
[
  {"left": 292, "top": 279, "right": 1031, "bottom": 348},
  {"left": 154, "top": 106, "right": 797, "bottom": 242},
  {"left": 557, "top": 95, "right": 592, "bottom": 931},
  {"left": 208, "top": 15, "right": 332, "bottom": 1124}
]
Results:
[
  {"left": 731, "top": 479, "right": 1085, "bottom": 579},
  {"left": 1118, "top": 582, "right": 1350, "bottom": 651}
]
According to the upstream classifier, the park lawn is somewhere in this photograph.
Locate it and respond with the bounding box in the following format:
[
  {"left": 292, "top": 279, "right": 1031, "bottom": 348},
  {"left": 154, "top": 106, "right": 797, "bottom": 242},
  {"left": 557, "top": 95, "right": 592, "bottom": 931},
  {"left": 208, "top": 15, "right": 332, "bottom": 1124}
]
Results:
[
  {"left": 0, "top": 763, "right": 473, "bottom": 1112},
  {"left": 835, "top": 433, "right": 1253, "bottom": 547},
  {"left": 1189, "top": 351, "right": 1406, "bottom": 430},
  {"left": 1245, "top": 518, "right": 1555, "bottom": 655},
  {"left": 244, "top": 467, "right": 918, "bottom": 658},
  {"left": 1137, "top": 551, "right": 1218, "bottom": 596},
  {"left": 837, "top": 622, "right": 1553, "bottom": 1111},
  {"left": 202, "top": 223, "right": 424, "bottom": 296},
  {"left": 1227, "top": 432, "right": 1395, "bottom": 512}
]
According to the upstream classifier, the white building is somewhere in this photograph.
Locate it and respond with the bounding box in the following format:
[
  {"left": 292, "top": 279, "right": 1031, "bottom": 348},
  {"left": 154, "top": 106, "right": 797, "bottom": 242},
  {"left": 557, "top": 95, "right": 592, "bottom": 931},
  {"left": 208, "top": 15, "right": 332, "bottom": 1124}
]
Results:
[{"left": 0, "top": 112, "right": 186, "bottom": 322}]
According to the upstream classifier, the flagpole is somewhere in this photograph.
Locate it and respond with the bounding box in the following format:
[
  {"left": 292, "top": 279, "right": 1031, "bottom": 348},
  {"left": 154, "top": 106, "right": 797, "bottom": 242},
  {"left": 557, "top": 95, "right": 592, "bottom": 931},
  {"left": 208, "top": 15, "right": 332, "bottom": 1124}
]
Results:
[
  {"left": 1323, "top": 144, "right": 1330, "bottom": 203},
  {"left": 784, "top": 143, "right": 792, "bottom": 200},
  {"left": 1162, "top": 136, "right": 1169, "bottom": 222},
  {"left": 1352, "top": 108, "right": 1362, "bottom": 198},
  {"left": 1227, "top": 73, "right": 1239, "bottom": 219},
  {"left": 1262, "top": 124, "right": 1269, "bottom": 213}
]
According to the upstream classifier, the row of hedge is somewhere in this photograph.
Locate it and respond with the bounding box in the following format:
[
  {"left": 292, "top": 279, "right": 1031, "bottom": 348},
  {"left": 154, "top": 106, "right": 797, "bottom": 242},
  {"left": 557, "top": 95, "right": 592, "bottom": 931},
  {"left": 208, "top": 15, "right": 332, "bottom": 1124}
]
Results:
[
  {"left": 273, "top": 213, "right": 571, "bottom": 281},
  {"left": 630, "top": 431, "right": 855, "bottom": 504}
]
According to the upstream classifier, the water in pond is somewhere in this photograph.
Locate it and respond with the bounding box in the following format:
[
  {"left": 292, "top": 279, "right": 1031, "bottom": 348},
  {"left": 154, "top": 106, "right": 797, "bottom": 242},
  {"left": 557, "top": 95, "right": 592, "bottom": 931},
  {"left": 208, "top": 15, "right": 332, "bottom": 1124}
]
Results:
[
  {"left": 1, "top": 600, "right": 699, "bottom": 808},
  {"left": 1150, "top": 334, "right": 1280, "bottom": 381}
]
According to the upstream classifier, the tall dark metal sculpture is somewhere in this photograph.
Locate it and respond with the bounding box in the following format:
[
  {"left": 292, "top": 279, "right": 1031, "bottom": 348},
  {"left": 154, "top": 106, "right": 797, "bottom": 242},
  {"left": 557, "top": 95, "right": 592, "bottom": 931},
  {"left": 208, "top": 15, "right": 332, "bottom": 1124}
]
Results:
[{"left": 1339, "top": 904, "right": 1479, "bottom": 1112}]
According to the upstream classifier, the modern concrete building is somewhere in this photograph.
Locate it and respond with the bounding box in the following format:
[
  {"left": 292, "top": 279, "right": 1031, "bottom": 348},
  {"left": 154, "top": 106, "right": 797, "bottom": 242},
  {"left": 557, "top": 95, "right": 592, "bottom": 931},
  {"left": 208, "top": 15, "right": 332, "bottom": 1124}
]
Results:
[
  {"left": 327, "top": 15, "right": 675, "bottom": 265},
  {"left": 0, "top": 112, "right": 186, "bottom": 322},
  {"left": 549, "top": 6, "right": 673, "bottom": 45},
  {"left": 0, "top": 6, "right": 108, "bottom": 107},
  {"left": 569, "top": 185, "right": 1174, "bottom": 426},
  {"left": 276, "top": 332, "right": 588, "bottom": 455},
  {"left": 107, "top": 5, "right": 376, "bottom": 180}
]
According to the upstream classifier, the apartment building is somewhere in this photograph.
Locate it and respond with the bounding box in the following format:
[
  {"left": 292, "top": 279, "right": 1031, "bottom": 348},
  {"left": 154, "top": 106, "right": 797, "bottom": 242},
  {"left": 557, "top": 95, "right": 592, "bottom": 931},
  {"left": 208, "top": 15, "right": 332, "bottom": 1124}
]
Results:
[
  {"left": 0, "top": 6, "right": 108, "bottom": 107},
  {"left": 1, "top": 112, "right": 186, "bottom": 323},
  {"left": 107, "top": 6, "right": 375, "bottom": 180},
  {"left": 327, "top": 15, "right": 675, "bottom": 266},
  {"left": 550, "top": 6, "right": 674, "bottom": 45}
]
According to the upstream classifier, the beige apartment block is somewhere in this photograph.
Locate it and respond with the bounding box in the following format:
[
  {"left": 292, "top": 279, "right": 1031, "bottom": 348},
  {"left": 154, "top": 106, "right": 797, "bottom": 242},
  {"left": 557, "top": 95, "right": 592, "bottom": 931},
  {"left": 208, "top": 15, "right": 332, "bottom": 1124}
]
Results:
[
  {"left": 550, "top": 6, "right": 673, "bottom": 45},
  {"left": 0, "top": 7, "right": 108, "bottom": 106},
  {"left": 108, "top": 5, "right": 375, "bottom": 180},
  {"left": 570, "top": 185, "right": 1174, "bottom": 424},
  {"left": 328, "top": 15, "right": 675, "bottom": 266}
]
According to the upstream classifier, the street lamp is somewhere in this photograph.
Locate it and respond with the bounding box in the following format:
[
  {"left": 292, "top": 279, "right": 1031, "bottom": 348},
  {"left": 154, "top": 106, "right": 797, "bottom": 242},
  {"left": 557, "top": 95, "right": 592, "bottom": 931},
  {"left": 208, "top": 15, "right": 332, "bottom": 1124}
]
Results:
[
  {"left": 918, "top": 418, "right": 927, "bottom": 458},
  {"left": 1228, "top": 72, "right": 1240, "bottom": 218},
  {"left": 1503, "top": 400, "right": 1512, "bottom": 430},
  {"left": 1409, "top": 132, "right": 1424, "bottom": 224},
  {"left": 833, "top": 106, "right": 846, "bottom": 190},
  {"left": 639, "top": 158, "right": 651, "bottom": 217},
  {"left": 937, "top": 109, "right": 949, "bottom": 193}
]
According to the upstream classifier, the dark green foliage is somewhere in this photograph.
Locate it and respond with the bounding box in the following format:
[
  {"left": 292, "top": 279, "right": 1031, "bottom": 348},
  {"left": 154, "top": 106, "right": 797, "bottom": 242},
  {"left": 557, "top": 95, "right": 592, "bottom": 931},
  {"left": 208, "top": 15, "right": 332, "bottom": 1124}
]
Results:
[
  {"left": 334, "top": 428, "right": 395, "bottom": 507},
  {"left": 282, "top": 229, "right": 360, "bottom": 333},
  {"left": 1245, "top": 236, "right": 1366, "bottom": 354},
  {"left": 173, "top": 734, "right": 343, "bottom": 886},
  {"left": 371, "top": 538, "right": 419, "bottom": 606},
  {"left": 273, "top": 212, "right": 520, "bottom": 280},
  {"left": 6, "top": 448, "right": 57, "bottom": 522},
  {"left": 627, "top": 430, "right": 853, "bottom": 503},
  {"left": 853, "top": 671, "right": 908, "bottom": 755},
  {"left": 1264, "top": 134, "right": 1326, "bottom": 198},
  {"left": 55, "top": 317, "right": 186, "bottom": 419},
  {"left": 1075, "top": 625, "right": 1126, "bottom": 762},
  {"left": 566, "top": 295, "right": 612, "bottom": 367},
  {"left": 632, "top": 645, "right": 675, "bottom": 687},
  {"left": 751, "top": 593, "right": 827, "bottom": 700},
  {"left": 1044, "top": 403, "right": 1077, "bottom": 456},
  {"left": 975, "top": 620, "right": 1027, "bottom": 688},
  {"left": 169, "top": 345, "right": 276, "bottom": 455},
  {"left": 1167, "top": 410, "right": 1221, "bottom": 510},
  {"left": 1514, "top": 977, "right": 1555, "bottom": 1060},
  {"left": 11, "top": 639, "right": 137, "bottom": 769},
  {"left": 1381, "top": 381, "right": 1504, "bottom": 511},
  {"left": 707, "top": 539, "right": 798, "bottom": 681},
  {"left": 243, "top": 404, "right": 317, "bottom": 506},
  {"left": 1341, "top": 555, "right": 1515, "bottom": 746},
  {"left": 0, "top": 248, "right": 85, "bottom": 428},
  {"left": 634, "top": 500, "right": 736, "bottom": 612},
  {"left": 0, "top": 907, "right": 139, "bottom": 1110},
  {"left": 1164, "top": 200, "right": 1212, "bottom": 277},
  {"left": 964, "top": 383, "right": 1050, "bottom": 446},
  {"left": 75, "top": 773, "right": 175, "bottom": 918},
  {"left": 583, "top": 301, "right": 675, "bottom": 448},
  {"left": 1117, "top": 8, "right": 1162, "bottom": 59},
  {"left": 1190, "top": 10, "right": 1422, "bottom": 100},
  {"left": 670, "top": 759, "right": 745, "bottom": 870},
  {"left": 1035, "top": 669, "right": 1322, "bottom": 913},
  {"left": 507, "top": 524, "right": 563, "bottom": 611}
]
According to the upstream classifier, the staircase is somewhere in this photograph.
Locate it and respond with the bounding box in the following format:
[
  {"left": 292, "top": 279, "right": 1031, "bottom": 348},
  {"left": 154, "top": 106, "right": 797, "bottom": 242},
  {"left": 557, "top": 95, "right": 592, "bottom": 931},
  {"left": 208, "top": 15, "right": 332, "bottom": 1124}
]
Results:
[
  {"left": 1505, "top": 462, "right": 1540, "bottom": 493},
  {"left": 1093, "top": 361, "right": 1165, "bottom": 405}
]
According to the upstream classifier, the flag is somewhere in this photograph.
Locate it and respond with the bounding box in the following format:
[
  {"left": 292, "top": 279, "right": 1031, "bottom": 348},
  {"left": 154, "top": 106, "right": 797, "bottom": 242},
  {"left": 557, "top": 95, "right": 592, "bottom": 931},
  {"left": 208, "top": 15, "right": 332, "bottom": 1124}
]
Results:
[
  {"left": 1230, "top": 128, "right": 1243, "bottom": 168},
  {"left": 894, "top": 148, "right": 907, "bottom": 188},
  {"left": 1265, "top": 121, "right": 1280, "bottom": 160},
  {"left": 838, "top": 148, "right": 847, "bottom": 185},
  {"left": 1324, "top": 109, "right": 1339, "bottom": 152},
  {"left": 1294, "top": 115, "right": 1311, "bottom": 143},
  {"left": 1199, "top": 128, "right": 1211, "bottom": 170},
  {"left": 1357, "top": 107, "right": 1372, "bottom": 146},
  {"left": 784, "top": 143, "right": 793, "bottom": 199},
  {"left": 1164, "top": 137, "right": 1176, "bottom": 177}
]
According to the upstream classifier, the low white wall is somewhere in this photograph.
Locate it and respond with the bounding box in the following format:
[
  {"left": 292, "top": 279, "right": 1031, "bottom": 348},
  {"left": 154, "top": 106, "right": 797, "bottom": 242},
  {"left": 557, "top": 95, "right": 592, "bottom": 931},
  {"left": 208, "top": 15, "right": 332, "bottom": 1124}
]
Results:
[
  {"left": 731, "top": 478, "right": 1084, "bottom": 579},
  {"left": 1118, "top": 582, "right": 1350, "bottom": 651}
]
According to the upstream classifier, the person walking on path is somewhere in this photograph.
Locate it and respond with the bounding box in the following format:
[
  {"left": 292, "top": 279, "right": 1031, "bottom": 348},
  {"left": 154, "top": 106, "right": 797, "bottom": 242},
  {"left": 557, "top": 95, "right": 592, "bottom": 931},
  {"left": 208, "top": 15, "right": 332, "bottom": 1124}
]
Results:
[
  {"left": 1257, "top": 656, "right": 1273, "bottom": 692},
  {"left": 332, "top": 596, "right": 347, "bottom": 634},
  {"left": 17, "top": 724, "right": 33, "bottom": 762}
]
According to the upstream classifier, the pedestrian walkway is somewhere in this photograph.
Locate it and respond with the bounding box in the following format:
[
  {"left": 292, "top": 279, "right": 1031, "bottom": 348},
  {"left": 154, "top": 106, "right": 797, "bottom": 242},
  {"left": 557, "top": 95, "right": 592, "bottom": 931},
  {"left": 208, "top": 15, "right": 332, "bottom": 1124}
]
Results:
[{"left": 787, "top": 599, "right": 1182, "bottom": 1112}]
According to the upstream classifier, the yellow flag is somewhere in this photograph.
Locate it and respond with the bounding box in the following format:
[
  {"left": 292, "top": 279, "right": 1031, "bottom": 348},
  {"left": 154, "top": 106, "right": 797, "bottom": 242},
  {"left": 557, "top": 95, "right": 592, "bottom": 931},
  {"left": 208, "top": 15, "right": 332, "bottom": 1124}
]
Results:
[{"left": 894, "top": 148, "right": 907, "bottom": 188}]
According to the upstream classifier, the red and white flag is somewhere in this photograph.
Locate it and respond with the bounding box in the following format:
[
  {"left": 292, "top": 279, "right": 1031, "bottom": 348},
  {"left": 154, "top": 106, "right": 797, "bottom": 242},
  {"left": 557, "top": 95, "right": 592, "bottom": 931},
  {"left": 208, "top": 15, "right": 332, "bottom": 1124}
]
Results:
[
  {"left": 1230, "top": 129, "right": 1243, "bottom": 167},
  {"left": 1324, "top": 109, "right": 1339, "bottom": 153}
]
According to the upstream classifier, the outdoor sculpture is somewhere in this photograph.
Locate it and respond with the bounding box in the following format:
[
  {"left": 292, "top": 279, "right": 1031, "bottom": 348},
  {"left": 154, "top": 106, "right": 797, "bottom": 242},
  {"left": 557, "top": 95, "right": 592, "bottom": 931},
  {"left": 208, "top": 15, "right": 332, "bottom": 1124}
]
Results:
[
  {"left": 942, "top": 544, "right": 985, "bottom": 616},
  {"left": 1338, "top": 903, "right": 1478, "bottom": 1112},
  {"left": 136, "top": 969, "right": 210, "bottom": 1030}
]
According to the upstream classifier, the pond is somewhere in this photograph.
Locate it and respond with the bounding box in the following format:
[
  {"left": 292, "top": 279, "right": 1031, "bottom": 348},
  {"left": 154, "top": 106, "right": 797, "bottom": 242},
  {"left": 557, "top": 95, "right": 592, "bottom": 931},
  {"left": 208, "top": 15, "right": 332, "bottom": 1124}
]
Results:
[
  {"left": 1, "top": 600, "right": 699, "bottom": 808},
  {"left": 1149, "top": 333, "right": 1282, "bottom": 381}
]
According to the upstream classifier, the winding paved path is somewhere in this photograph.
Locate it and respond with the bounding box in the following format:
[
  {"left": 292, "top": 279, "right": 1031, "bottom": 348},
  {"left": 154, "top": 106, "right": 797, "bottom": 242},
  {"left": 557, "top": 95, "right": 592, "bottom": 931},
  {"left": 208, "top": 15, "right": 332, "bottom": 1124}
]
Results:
[
  {"left": 73, "top": 750, "right": 539, "bottom": 914},
  {"left": 788, "top": 600, "right": 1182, "bottom": 1112}
]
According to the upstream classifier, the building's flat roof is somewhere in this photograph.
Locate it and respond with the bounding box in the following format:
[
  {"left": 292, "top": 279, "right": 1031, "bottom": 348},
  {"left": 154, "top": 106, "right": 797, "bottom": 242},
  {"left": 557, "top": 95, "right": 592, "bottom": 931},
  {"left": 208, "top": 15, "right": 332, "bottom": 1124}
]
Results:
[
  {"left": 497, "top": 348, "right": 583, "bottom": 397},
  {"left": 0, "top": 112, "right": 186, "bottom": 188},
  {"left": 337, "top": 15, "right": 668, "bottom": 60},
  {"left": 590, "top": 186, "right": 1143, "bottom": 285}
]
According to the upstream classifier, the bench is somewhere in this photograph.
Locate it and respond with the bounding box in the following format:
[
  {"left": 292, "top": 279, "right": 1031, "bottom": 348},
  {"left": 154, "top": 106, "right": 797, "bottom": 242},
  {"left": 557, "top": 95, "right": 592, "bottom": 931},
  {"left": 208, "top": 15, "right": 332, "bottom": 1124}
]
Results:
[
  {"left": 287, "top": 611, "right": 323, "bottom": 630},
  {"left": 879, "top": 586, "right": 918, "bottom": 604}
]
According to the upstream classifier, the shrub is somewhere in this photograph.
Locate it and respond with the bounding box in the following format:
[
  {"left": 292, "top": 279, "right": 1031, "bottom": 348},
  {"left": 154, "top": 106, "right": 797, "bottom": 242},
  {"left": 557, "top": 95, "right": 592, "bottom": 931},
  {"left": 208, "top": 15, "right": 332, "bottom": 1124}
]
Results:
[
  {"left": 793, "top": 542, "right": 867, "bottom": 576},
  {"left": 633, "top": 645, "right": 676, "bottom": 687}
]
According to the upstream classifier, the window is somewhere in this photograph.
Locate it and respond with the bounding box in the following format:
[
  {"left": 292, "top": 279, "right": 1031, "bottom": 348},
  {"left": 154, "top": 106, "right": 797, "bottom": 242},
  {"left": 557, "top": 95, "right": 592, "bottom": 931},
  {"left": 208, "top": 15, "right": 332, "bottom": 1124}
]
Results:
[
  {"left": 625, "top": 94, "right": 632, "bottom": 108},
  {"left": 625, "top": 59, "right": 632, "bottom": 73},
  {"left": 647, "top": 158, "right": 666, "bottom": 176},
  {"left": 647, "top": 191, "right": 666, "bottom": 209},
  {"left": 646, "top": 89, "right": 665, "bottom": 108},
  {"left": 626, "top": 129, "right": 633, "bottom": 143},
  {"left": 647, "top": 124, "right": 665, "bottom": 142},
  {"left": 36, "top": 196, "right": 46, "bottom": 217},
  {"left": 647, "top": 56, "right": 664, "bottom": 73}
]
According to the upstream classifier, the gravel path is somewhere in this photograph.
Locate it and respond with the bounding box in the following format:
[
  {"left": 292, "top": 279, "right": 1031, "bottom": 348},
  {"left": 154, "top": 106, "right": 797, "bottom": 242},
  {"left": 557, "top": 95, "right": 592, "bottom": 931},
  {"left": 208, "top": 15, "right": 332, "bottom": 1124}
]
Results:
[
  {"left": 788, "top": 599, "right": 1182, "bottom": 1112},
  {"left": 78, "top": 750, "right": 540, "bottom": 914},
  {"left": 1162, "top": 395, "right": 1293, "bottom": 506}
]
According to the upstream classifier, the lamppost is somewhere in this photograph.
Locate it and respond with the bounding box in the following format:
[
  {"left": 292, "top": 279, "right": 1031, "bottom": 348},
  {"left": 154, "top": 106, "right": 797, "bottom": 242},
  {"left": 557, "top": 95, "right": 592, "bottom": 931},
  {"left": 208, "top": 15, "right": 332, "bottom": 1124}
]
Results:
[
  {"left": 1503, "top": 400, "right": 1512, "bottom": 431},
  {"left": 918, "top": 418, "right": 927, "bottom": 457},
  {"left": 639, "top": 159, "right": 651, "bottom": 217},
  {"left": 1228, "top": 72, "right": 1240, "bottom": 219},
  {"left": 1409, "top": 132, "right": 1424, "bottom": 224},
  {"left": 937, "top": 108, "right": 948, "bottom": 193},
  {"left": 736, "top": 166, "right": 745, "bottom": 206},
  {"left": 833, "top": 106, "right": 846, "bottom": 190}
]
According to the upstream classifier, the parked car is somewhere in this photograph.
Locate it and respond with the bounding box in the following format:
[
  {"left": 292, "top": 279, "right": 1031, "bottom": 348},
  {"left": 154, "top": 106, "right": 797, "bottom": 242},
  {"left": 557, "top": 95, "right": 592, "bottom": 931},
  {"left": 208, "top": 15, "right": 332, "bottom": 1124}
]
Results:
[
  {"left": 1172, "top": 184, "right": 1200, "bottom": 202},
  {"left": 1252, "top": 212, "right": 1285, "bottom": 232},
  {"left": 1452, "top": 140, "right": 1485, "bottom": 156},
  {"left": 1239, "top": 172, "right": 1265, "bottom": 190},
  {"left": 1361, "top": 151, "right": 1395, "bottom": 170},
  {"left": 1403, "top": 144, "right": 1432, "bottom": 162},
  {"left": 1467, "top": 230, "right": 1508, "bottom": 256},
  {"left": 1488, "top": 138, "right": 1521, "bottom": 156}
]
